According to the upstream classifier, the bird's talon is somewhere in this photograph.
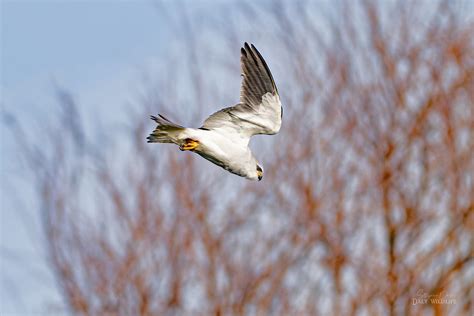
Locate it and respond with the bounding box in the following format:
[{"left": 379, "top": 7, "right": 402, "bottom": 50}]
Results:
[{"left": 180, "top": 139, "right": 199, "bottom": 151}]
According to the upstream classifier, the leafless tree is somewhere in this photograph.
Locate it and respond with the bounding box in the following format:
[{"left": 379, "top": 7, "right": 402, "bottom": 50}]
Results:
[{"left": 12, "top": 0, "right": 474, "bottom": 315}]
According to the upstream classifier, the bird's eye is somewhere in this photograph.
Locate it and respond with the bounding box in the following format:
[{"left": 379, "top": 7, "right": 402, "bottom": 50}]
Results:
[{"left": 256, "top": 165, "right": 263, "bottom": 181}]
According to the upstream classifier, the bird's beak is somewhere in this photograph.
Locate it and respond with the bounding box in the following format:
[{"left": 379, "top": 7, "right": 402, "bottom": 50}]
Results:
[{"left": 257, "top": 170, "right": 263, "bottom": 181}]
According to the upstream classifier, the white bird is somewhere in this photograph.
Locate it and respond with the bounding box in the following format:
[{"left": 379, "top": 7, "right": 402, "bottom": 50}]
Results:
[{"left": 147, "top": 43, "right": 282, "bottom": 181}]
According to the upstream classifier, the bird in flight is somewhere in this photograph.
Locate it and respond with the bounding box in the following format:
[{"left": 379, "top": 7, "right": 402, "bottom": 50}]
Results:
[{"left": 147, "top": 43, "right": 281, "bottom": 181}]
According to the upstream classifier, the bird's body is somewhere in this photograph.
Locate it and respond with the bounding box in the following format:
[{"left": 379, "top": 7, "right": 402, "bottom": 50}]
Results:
[
  {"left": 186, "top": 128, "right": 257, "bottom": 179},
  {"left": 147, "top": 43, "right": 281, "bottom": 181}
]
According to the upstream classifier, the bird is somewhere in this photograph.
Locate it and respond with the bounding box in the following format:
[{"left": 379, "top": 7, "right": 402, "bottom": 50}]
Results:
[{"left": 147, "top": 43, "right": 282, "bottom": 181}]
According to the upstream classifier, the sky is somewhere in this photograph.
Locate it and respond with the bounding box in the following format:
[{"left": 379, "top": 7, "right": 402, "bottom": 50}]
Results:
[{"left": 1, "top": 1, "right": 169, "bottom": 314}]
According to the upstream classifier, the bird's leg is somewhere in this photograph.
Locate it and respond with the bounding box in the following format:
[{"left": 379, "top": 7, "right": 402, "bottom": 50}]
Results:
[{"left": 180, "top": 138, "right": 200, "bottom": 151}]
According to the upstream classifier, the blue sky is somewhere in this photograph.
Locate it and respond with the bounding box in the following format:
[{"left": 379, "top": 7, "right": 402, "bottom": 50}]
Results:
[{"left": 1, "top": 1, "right": 169, "bottom": 314}]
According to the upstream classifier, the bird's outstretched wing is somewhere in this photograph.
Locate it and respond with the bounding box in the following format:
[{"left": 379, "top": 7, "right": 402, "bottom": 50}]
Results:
[{"left": 201, "top": 43, "right": 282, "bottom": 143}]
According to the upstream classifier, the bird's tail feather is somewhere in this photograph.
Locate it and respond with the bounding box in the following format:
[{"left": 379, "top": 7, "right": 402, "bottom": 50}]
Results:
[{"left": 147, "top": 114, "right": 185, "bottom": 144}]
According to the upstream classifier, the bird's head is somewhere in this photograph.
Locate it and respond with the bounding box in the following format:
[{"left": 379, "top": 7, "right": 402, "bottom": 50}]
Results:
[{"left": 256, "top": 164, "right": 263, "bottom": 181}]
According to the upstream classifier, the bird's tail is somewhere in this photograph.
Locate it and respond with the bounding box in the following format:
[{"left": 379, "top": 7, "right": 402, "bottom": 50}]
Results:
[{"left": 147, "top": 114, "right": 185, "bottom": 144}]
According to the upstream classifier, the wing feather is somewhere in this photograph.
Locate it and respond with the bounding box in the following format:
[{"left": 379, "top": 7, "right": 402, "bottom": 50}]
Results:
[
  {"left": 240, "top": 43, "right": 278, "bottom": 107},
  {"left": 201, "top": 43, "right": 282, "bottom": 139}
]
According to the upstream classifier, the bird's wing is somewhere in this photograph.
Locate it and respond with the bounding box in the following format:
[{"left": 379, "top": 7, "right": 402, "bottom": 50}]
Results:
[{"left": 201, "top": 43, "right": 282, "bottom": 144}]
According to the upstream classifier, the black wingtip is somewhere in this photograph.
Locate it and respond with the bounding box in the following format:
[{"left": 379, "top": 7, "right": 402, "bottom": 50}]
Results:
[
  {"left": 250, "top": 44, "right": 262, "bottom": 57},
  {"left": 248, "top": 43, "right": 278, "bottom": 94},
  {"left": 245, "top": 42, "right": 259, "bottom": 65},
  {"left": 150, "top": 115, "right": 159, "bottom": 123}
]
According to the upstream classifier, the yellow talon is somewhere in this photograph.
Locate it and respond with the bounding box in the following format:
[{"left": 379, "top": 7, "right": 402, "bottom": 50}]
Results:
[{"left": 180, "top": 139, "right": 199, "bottom": 151}]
